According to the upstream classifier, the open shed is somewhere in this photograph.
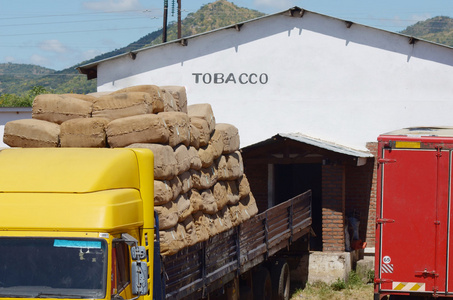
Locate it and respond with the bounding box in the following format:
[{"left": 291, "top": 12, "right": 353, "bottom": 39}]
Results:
[{"left": 241, "top": 133, "right": 374, "bottom": 252}]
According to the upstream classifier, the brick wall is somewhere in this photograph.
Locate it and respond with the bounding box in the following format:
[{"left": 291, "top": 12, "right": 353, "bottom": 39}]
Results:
[
  {"left": 345, "top": 156, "right": 375, "bottom": 248},
  {"left": 322, "top": 164, "right": 345, "bottom": 252},
  {"left": 366, "top": 142, "right": 378, "bottom": 247}
]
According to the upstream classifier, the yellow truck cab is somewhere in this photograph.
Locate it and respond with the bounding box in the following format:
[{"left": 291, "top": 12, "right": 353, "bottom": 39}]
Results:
[{"left": 0, "top": 148, "right": 155, "bottom": 300}]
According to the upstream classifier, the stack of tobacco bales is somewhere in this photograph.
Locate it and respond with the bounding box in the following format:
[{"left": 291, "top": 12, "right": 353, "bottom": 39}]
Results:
[{"left": 3, "top": 85, "right": 258, "bottom": 255}]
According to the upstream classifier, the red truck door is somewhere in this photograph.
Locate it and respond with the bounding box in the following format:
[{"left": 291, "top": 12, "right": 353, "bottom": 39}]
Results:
[{"left": 378, "top": 147, "right": 449, "bottom": 295}]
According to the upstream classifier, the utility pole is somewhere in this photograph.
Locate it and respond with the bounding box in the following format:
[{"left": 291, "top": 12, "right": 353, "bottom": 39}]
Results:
[
  {"left": 177, "top": 0, "right": 181, "bottom": 39},
  {"left": 163, "top": 0, "right": 168, "bottom": 42}
]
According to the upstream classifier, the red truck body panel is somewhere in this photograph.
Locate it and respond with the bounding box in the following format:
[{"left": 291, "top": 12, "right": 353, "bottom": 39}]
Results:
[{"left": 376, "top": 127, "right": 453, "bottom": 298}]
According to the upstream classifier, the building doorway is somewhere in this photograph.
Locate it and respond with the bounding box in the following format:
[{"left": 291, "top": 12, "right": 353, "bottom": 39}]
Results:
[{"left": 274, "top": 163, "right": 323, "bottom": 250}]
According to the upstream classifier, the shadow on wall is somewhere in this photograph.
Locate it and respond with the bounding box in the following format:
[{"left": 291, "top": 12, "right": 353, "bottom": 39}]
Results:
[{"left": 97, "top": 7, "right": 453, "bottom": 87}]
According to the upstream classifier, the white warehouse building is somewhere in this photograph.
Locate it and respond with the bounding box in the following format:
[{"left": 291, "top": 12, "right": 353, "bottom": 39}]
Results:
[
  {"left": 77, "top": 6, "right": 453, "bottom": 283},
  {"left": 79, "top": 7, "right": 453, "bottom": 152}
]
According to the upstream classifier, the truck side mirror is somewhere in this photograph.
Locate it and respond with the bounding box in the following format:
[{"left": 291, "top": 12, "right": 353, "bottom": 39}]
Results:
[
  {"left": 130, "top": 246, "right": 148, "bottom": 295},
  {"left": 131, "top": 260, "right": 148, "bottom": 295},
  {"left": 131, "top": 246, "right": 147, "bottom": 260}
]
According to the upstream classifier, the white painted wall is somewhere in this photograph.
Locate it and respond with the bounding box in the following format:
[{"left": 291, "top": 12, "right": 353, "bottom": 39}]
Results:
[
  {"left": 94, "top": 10, "right": 453, "bottom": 150},
  {"left": 0, "top": 126, "right": 5, "bottom": 148}
]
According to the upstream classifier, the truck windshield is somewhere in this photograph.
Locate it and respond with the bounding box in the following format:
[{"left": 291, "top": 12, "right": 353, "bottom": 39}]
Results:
[{"left": 0, "top": 237, "right": 107, "bottom": 299}]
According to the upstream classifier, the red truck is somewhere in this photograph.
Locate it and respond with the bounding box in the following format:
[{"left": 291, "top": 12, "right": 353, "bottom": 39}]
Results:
[{"left": 375, "top": 127, "right": 453, "bottom": 299}]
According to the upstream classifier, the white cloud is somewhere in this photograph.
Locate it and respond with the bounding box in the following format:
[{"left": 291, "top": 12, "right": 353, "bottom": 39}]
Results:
[
  {"left": 81, "top": 49, "right": 103, "bottom": 61},
  {"left": 4, "top": 56, "right": 15, "bottom": 63},
  {"left": 409, "top": 13, "right": 431, "bottom": 23},
  {"left": 253, "top": 0, "right": 294, "bottom": 11},
  {"left": 30, "top": 54, "right": 50, "bottom": 67},
  {"left": 39, "top": 40, "right": 68, "bottom": 54},
  {"left": 82, "top": 0, "right": 142, "bottom": 12}
]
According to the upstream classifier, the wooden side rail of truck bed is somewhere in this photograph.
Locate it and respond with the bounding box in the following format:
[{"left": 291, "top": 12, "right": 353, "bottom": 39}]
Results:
[{"left": 160, "top": 190, "right": 312, "bottom": 300}]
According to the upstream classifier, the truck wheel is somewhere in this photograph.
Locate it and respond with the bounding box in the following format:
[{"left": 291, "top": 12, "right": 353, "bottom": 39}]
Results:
[
  {"left": 271, "top": 260, "right": 290, "bottom": 300},
  {"left": 252, "top": 267, "right": 272, "bottom": 300}
]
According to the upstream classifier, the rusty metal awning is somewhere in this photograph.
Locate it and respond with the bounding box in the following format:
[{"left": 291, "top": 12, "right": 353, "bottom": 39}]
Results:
[
  {"left": 241, "top": 133, "right": 373, "bottom": 166},
  {"left": 277, "top": 133, "right": 373, "bottom": 158}
]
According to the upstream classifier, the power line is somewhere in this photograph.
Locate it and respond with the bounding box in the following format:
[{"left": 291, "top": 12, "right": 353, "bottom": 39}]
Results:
[
  {"left": 0, "top": 26, "right": 162, "bottom": 37},
  {"left": 1, "top": 16, "right": 157, "bottom": 27}
]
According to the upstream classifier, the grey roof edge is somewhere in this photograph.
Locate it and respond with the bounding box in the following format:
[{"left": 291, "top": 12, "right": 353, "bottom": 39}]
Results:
[
  {"left": 78, "top": 6, "right": 453, "bottom": 79},
  {"left": 279, "top": 133, "right": 374, "bottom": 157},
  {"left": 0, "top": 107, "right": 32, "bottom": 113},
  {"left": 243, "top": 133, "right": 373, "bottom": 158}
]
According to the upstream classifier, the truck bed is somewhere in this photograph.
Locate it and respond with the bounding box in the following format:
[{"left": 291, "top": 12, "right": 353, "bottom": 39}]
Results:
[{"left": 161, "top": 190, "right": 312, "bottom": 300}]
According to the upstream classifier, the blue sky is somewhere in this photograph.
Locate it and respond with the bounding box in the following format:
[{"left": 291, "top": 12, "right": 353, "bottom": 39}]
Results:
[{"left": 1, "top": 0, "right": 452, "bottom": 71}]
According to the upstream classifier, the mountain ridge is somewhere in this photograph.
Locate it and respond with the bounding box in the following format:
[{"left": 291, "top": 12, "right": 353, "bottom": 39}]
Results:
[{"left": 2, "top": 3, "right": 453, "bottom": 104}]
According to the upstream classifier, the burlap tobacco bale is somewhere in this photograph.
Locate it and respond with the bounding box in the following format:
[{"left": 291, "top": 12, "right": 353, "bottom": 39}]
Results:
[
  {"left": 226, "top": 151, "right": 244, "bottom": 180},
  {"left": 216, "top": 206, "right": 233, "bottom": 232},
  {"left": 198, "top": 145, "right": 215, "bottom": 168},
  {"left": 92, "top": 92, "right": 151, "bottom": 120},
  {"left": 158, "top": 112, "right": 190, "bottom": 147},
  {"left": 154, "top": 180, "right": 173, "bottom": 206},
  {"left": 225, "top": 180, "right": 240, "bottom": 205},
  {"left": 107, "top": 114, "right": 169, "bottom": 147},
  {"left": 228, "top": 203, "right": 244, "bottom": 227},
  {"left": 237, "top": 174, "right": 251, "bottom": 199},
  {"left": 161, "top": 86, "right": 188, "bottom": 113},
  {"left": 181, "top": 215, "right": 198, "bottom": 247},
  {"left": 179, "top": 171, "right": 193, "bottom": 194},
  {"left": 174, "top": 145, "right": 191, "bottom": 175},
  {"left": 189, "top": 189, "right": 202, "bottom": 213},
  {"left": 238, "top": 193, "right": 259, "bottom": 222},
  {"left": 216, "top": 155, "right": 228, "bottom": 181},
  {"left": 189, "top": 124, "right": 200, "bottom": 149},
  {"left": 3, "top": 119, "right": 60, "bottom": 148},
  {"left": 127, "top": 143, "right": 177, "bottom": 180},
  {"left": 187, "top": 104, "right": 215, "bottom": 134},
  {"left": 175, "top": 193, "right": 193, "bottom": 222},
  {"left": 190, "top": 117, "right": 210, "bottom": 147},
  {"left": 215, "top": 123, "right": 240, "bottom": 154},
  {"left": 188, "top": 146, "right": 202, "bottom": 170},
  {"left": 190, "top": 166, "right": 218, "bottom": 190},
  {"left": 208, "top": 129, "right": 224, "bottom": 159},
  {"left": 211, "top": 182, "right": 229, "bottom": 211},
  {"left": 60, "top": 117, "right": 109, "bottom": 148},
  {"left": 61, "top": 93, "right": 97, "bottom": 102},
  {"left": 216, "top": 153, "right": 244, "bottom": 181},
  {"left": 159, "top": 223, "right": 186, "bottom": 256},
  {"left": 87, "top": 91, "right": 112, "bottom": 98},
  {"left": 32, "top": 94, "right": 92, "bottom": 124},
  {"left": 110, "top": 85, "right": 164, "bottom": 113},
  {"left": 161, "top": 89, "right": 178, "bottom": 112},
  {"left": 192, "top": 211, "right": 210, "bottom": 242},
  {"left": 205, "top": 214, "right": 221, "bottom": 237},
  {"left": 200, "top": 189, "right": 219, "bottom": 215},
  {"left": 170, "top": 175, "right": 182, "bottom": 201},
  {"left": 155, "top": 200, "right": 178, "bottom": 230}
]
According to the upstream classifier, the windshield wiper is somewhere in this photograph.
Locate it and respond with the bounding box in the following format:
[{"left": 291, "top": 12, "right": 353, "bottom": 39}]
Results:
[
  {"left": 0, "top": 294, "right": 35, "bottom": 298},
  {"left": 36, "top": 292, "right": 84, "bottom": 299}
]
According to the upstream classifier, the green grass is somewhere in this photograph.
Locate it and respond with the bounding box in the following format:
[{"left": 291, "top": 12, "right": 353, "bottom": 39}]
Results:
[{"left": 291, "top": 271, "right": 374, "bottom": 300}]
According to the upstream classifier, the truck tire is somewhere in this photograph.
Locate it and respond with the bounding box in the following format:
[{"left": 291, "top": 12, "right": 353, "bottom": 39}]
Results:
[
  {"left": 271, "top": 260, "right": 290, "bottom": 300},
  {"left": 252, "top": 267, "right": 272, "bottom": 300}
]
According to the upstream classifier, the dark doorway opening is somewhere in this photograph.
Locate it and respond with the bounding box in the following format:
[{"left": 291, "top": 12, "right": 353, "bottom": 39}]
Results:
[{"left": 274, "top": 163, "right": 323, "bottom": 251}]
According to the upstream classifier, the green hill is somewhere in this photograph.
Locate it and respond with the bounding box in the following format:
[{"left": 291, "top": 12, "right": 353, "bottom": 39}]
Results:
[
  {"left": 3, "top": 3, "right": 453, "bottom": 107},
  {"left": 400, "top": 16, "right": 453, "bottom": 46},
  {"left": 0, "top": 0, "right": 264, "bottom": 106}
]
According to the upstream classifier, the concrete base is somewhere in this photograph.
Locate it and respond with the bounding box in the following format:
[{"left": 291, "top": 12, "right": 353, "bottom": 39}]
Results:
[
  {"left": 356, "top": 256, "right": 374, "bottom": 283},
  {"left": 307, "top": 251, "right": 353, "bottom": 284}
]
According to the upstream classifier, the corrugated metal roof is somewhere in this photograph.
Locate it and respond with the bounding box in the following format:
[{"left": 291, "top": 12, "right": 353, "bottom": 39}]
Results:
[
  {"left": 77, "top": 6, "right": 453, "bottom": 79},
  {"left": 279, "top": 133, "right": 373, "bottom": 157}
]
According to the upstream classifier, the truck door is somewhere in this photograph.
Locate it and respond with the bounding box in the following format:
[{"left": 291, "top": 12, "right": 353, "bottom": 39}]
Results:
[{"left": 378, "top": 147, "right": 449, "bottom": 295}]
